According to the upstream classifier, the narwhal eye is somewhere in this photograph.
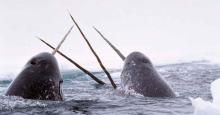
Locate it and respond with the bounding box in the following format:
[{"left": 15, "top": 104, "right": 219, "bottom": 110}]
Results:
[
  {"left": 142, "top": 58, "right": 149, "bottom": 63},
  {"left": 59, "top": 79, "right": 63, "bottom": 84},
  {"left": 30, "top": 59, "right": 37, "bottom": 65}
]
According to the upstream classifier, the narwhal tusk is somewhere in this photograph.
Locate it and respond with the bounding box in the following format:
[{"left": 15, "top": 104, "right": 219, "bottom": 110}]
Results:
[
  {"left": 37, "top": 37, "right": 106, "bottom": 85},
  {"left": 93, "top": 27, "right": 126, "bottom": 61},
  {"left": 69, "top": 13, "right": 117, "bottom": 89},
  {"left": 52, "top": 25, "right": 74, "bottom": 55}
]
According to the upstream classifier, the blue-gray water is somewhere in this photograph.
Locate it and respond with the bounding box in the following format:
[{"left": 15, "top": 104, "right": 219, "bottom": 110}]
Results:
[{"left": 0, "top": 61, "right": 218, "bottom": 115}]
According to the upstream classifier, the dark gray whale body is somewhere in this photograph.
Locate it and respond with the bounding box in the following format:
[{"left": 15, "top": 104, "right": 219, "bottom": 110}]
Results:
[
  {"left": 121, "top": 52, "right": 175, "bottom": 97},
  {"left": 94, "top": 28, "right": 176, "bottom": 97},
  {"left": 6, "top": 52, "right": 63, "bottom": 101}
]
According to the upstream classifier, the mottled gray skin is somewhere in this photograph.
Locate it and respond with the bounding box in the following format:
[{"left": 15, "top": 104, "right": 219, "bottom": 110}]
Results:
[
  {"left": 121, "top": 52, "right": 176, "bottom": 97},
  {"left": 6, "top": 52, "right": 63, "bottom": 101}
]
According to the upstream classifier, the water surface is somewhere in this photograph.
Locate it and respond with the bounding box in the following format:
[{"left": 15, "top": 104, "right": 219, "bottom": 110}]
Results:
[{"left": 0, "top": 61, "right": 218, "bottom": 115}]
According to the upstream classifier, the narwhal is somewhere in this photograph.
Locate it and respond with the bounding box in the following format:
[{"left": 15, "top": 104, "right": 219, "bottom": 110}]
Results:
[
  {"left": 93, "top": 28, "right": 176, "bottom": 97},
  {"left": 5, "top": 26, "right": 76, "bottom": 101}
]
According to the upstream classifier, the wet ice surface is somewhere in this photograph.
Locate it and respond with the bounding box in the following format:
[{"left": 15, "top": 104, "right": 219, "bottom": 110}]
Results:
[
  {"left": 0, "top": 61, "right": 219, "bottom": 115},
  {"left": 191, "top": 78, "right": 220, "bottom": 115}
]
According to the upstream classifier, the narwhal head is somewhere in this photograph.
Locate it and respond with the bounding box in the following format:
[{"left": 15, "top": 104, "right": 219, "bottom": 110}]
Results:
[{"left": 6, "top": 52, "right": 63, "bottom": 101}]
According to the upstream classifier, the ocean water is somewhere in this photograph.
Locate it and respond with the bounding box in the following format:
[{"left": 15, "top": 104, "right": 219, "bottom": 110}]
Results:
[{"left": 0, "top": 61, "right": 218, "bottom": 115}]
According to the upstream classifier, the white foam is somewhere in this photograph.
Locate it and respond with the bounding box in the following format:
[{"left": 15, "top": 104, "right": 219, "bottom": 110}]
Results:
[
  {"left": 191, "top": 78, "right": 220, "bottom": 115},
  {"left": 0, "top": 96, "right": 47, "bottom": 111}
]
